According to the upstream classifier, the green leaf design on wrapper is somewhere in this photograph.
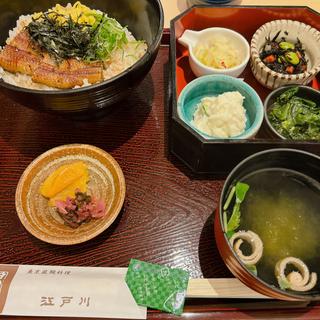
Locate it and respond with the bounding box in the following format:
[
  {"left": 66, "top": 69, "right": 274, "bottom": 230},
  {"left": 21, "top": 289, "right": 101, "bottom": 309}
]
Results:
[{"left": 125, "top": 259, "right": 189, "bottom": 315}]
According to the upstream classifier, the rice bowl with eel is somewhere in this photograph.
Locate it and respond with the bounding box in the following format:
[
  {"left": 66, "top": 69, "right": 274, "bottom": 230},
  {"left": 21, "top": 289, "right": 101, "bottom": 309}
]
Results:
[{"left": 0, "top": 2, "right": 147, "bottom": 90}]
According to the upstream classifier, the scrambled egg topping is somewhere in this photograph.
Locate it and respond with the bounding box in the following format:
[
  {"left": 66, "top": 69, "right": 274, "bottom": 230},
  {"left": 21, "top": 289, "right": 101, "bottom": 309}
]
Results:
[
  {"left": 34, "top": 1, "right": 97, "bottom": 26},
  {"left": 40, "top": 161, "right": 89, "bottom": 206}
]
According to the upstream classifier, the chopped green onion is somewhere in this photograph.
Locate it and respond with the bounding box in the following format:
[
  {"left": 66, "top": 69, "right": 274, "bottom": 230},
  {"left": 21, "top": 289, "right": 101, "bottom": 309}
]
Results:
[{"left": 223, "top": 186, "right": 235, "bottom": 211}]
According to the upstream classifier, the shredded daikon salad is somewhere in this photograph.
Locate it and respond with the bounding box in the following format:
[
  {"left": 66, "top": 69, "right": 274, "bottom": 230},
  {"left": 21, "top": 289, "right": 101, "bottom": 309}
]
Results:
[
  {"left": 193, "top": 91, "right": 246, "bottom": 138},
  {"left": 193, "top": 35, "right": 241, "bottom": 69}
]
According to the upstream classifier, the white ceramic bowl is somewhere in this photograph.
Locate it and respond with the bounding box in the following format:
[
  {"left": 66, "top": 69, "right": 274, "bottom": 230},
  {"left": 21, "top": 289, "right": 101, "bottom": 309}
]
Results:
[
  {"left": 178, "top": 27, "right": 250, "bottom": 78},
  {"left": 251, "top": 20, "right": 320, "bottom": 90}
]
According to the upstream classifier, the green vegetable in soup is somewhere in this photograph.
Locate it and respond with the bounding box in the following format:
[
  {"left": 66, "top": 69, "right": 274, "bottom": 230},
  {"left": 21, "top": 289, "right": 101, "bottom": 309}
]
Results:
[
  {"left": 223, "top": 186, "right": 235, "bottom": 211},
  {"left": 245, "top": 264, "right": 258, "bottom": 276},
  {"left": 223, "top": 182, "right": 250, "bottom": 233},
  {"left": 235, "top": 181, "right": 250, "bottom": 202},
  {"left": 268, "top": 87, "right": 320, "bottom": 140},
  {"left": 278, "top": 278, "right": 291, "bottom": 290}
]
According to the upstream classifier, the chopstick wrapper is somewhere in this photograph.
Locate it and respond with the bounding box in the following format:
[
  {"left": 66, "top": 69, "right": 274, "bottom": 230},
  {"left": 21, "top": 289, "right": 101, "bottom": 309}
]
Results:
[{"left": 0, "top": 264, "right": 146, "bottom": 319}]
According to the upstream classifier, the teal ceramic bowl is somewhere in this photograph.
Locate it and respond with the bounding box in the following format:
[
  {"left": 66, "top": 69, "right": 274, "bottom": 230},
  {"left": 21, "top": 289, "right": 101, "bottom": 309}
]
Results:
[{"left": 177, "top": 75, "right": 264, "bottom": 139}]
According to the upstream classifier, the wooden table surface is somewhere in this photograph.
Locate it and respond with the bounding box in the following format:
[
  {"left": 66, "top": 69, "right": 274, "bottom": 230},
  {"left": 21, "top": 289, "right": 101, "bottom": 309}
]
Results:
[{"left": 1, "top": 46, "right": 320, "bottom": 319}]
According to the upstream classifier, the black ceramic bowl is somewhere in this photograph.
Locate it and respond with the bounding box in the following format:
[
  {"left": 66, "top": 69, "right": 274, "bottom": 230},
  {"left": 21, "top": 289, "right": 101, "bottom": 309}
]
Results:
[
  {"left": 215, "top": 148, "right": 320, "bottom": 301},
  {"left": 0, "top": 0, "right": 163, "bottom": 115},
  {"left": 264, "top": 85, "right": 320, "bottom": 139}
]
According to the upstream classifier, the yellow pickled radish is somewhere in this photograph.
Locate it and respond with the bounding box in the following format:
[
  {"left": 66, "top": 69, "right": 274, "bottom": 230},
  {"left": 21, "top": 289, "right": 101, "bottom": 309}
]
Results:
[
  {"left": 48, "top": 174, "right": 88, "bottom": 206},
  {"left": 40, "top": 161, "right": 88, "bottom": 199}
]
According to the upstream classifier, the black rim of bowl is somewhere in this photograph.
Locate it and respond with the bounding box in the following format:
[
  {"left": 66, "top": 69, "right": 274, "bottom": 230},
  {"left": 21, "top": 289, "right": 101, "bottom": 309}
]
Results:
[
  {"left": 0, "top": 0, "right": 164, "bottom": 95},
  {"left": 220, "top": 148, "right": 320, "bottom": 300}
]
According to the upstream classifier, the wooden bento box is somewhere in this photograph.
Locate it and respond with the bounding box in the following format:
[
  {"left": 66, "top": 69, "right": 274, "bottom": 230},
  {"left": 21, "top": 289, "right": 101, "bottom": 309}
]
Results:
[{"left": 169, "top": 6, "right": 320, "bottom": 175}]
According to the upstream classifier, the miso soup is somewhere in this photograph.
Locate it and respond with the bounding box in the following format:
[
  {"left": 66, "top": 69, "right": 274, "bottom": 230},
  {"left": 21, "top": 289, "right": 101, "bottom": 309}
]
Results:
[{"left": 237, "top": 168, "right": 320, "bottom": 291}]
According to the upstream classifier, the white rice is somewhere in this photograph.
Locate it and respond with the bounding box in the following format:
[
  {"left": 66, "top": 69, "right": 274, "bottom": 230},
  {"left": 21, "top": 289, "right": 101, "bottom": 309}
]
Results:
[{"left": 0, "top": 14, "right": 147, "bottom": 90}]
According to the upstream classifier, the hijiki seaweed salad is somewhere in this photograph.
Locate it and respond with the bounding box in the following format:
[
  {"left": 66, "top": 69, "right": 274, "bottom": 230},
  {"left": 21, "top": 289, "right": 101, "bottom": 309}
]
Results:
[
  {"left": 260, "top": 31, "right": 307, "bottom": 75},
  {"left": 0, "top": 2, "right": 147, "bottom": 89}
]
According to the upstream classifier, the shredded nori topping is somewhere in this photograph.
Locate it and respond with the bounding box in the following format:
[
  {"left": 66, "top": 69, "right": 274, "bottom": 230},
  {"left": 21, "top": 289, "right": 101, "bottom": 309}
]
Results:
[{"left": 26, "top": 11, "right": 97, "bottom": 61}]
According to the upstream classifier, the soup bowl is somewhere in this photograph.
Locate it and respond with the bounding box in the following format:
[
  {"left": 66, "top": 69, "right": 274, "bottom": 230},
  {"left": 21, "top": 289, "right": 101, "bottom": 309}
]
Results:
[
  {"left": 0, "top": 0, "right": 163, "bottom": 115},
  {"left": 214, "top": 148, "right": 320, "bottom": 301}
]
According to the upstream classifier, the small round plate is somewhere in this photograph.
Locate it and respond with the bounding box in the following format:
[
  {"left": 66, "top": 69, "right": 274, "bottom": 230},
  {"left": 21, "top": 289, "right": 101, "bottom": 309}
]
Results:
[{"left": 15, "top": 144, "right": 126, "bottom": 245}]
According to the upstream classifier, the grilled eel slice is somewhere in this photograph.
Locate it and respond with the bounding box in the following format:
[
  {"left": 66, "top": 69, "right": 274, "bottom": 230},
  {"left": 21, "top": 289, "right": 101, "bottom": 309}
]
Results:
[{"left": 0, "top": 30, "right": 103, "bottom": 89}]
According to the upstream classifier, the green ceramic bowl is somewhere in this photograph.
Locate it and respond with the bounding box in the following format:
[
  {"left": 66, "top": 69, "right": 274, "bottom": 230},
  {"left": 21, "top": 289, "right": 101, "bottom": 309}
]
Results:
[{"left": 177, "top": 75, "right": 264, "bottom": 139}]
